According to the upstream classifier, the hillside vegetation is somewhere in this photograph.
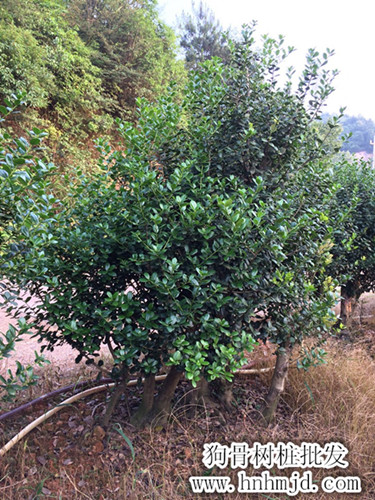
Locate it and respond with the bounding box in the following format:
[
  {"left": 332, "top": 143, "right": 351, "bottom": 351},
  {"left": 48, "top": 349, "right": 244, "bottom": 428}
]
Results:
[{"left": 0, "top": 0, "right": 185, "bottom": 175}]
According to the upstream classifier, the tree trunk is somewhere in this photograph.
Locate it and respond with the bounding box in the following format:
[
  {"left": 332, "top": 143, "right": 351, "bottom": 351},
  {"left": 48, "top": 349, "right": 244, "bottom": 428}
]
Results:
[
  {"left": 187, "top": 377, "right": 230, "bottom": 424},
  {"left": 210, "top": 378, "right": 234, "bottom": 410},
  {"left": 145, "top": 366, "right": 182, "bottom": 427},
  {"left": 187, "top": 377, "right": 213, "bottom": 417},
  {"left": 101, "top": 380, "right": 128, "bottom": 428},
  {"left": 130, "top": 374, "right": 156, "bottom": 427},
  {"left": 101, "top": 363, "right": 128, "bottom": 428},
  {"left": 262, "top": 344, "right": 290, "bottom": 424},
  {"left": 340, "top": 282, "right": 358, "bottom": 326},
  {"left": 188, "top": 377, "right": 210, "bottom": 406}
]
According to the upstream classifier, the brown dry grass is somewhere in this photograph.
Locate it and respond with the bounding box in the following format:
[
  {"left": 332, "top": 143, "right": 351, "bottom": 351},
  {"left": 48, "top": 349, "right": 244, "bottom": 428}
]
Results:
[
  {"left": 285, "top": 340, "right": 375, "bottom": 496},
  {"left": 0, "top": 335, "right": 374, "bottom": 499}
]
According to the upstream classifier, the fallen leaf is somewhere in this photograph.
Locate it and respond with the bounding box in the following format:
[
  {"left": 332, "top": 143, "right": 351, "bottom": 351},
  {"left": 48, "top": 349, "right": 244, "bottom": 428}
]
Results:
[
  {"left": 93, "top": 425, "right": 106, "bottom": 440},
  {"left": 92, "top": 441, "right": 104, "bottom": 453},
  {"left": 37, "top": 456, "right": 47, "bottom": 466}
]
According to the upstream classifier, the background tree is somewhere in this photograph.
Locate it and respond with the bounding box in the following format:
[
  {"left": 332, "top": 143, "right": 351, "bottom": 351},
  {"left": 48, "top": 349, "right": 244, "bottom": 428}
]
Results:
[
  {"left": 322, "top": 113, "right": 375, "bottom": 154},
  {"left": 341, "top": 115, "right": 375, "bottom": 154},
  {"left": 178, "top": 1, "right": 230, "bottom": 69},
  {"left": 328, "top": 157, "right": 375, "bottom": 324},
  {"left": 0, "top": 0, "right": 106, "bottom": 178},
  {"left": 66, "top": 0, "right": 185, "bottom": 119}
]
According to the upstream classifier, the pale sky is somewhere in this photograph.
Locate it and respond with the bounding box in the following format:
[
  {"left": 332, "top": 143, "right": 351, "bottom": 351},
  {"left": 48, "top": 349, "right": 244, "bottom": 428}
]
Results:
[{"left": 158, "top": 0, "right": 375, "bottom": 120}]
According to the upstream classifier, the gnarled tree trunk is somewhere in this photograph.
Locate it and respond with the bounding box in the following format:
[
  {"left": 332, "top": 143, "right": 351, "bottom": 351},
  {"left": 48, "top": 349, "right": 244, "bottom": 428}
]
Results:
[
  {"left": 143, "top": 366, "right": 182, "bottom": 427},
  {"left": 188, "top": 377, "right": 210, "bottom": 407},
  {"left": 340, "top": 281, "right": 360, "bottom": 326},
  {"left": 130, "top": 374, "right": 156, "bottom": 427},
  {"left": 101, "top": 363, "right": 128, "bottom": 428},
  {"left": 210, "top": 378, "right": 234, "bottom": 410},
  {"left": 262, "top": 342, "right": 290, "bottom": 424}
]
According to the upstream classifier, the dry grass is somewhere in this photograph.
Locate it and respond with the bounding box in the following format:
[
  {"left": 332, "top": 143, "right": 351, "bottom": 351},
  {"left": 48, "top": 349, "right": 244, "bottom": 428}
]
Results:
[
  {"left": 285, "top": 340, "right": 375, "bottom": 496},
  {"left": 0, "top": 335, "right": 375, "bottom": 499}
]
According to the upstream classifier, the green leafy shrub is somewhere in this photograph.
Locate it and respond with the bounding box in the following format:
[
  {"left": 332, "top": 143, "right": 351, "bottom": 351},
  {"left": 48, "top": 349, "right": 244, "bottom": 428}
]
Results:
[
  {"left": 0, "top": 93, "right": 53, "bottom": 404},
  {"left": 152, "top": 27, "right": 340, "bottom": 419},
  {"left": 3, "top": 26, "right": 340, "bottom": 424}
]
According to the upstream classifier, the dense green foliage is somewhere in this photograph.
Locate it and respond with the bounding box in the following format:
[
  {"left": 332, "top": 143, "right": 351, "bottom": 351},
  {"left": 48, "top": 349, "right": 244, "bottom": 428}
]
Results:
[
  {"left": 17, "top": 144, "right": 261, "bottom": 382},
  {"left": 0, "top": 0, "right": 103, "bottom": 154},
  {"left": 0, "top": 94, "right": 52, "bottom": 403},
  {"left": 162, "top": 33, "right": 338, "bottom": 186},
  {"left": 67, "top": 0, "right": 185, "bottom": 119},
  {"left": 152, "top": 28, "right": 340, "bottom": 356}
]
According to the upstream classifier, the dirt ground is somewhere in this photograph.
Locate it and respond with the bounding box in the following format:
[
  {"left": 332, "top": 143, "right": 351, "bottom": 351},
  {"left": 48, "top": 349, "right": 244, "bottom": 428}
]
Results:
[
  {"left": 2, "top": 296, "right": 375, "bottom": 499},
  {"left": 1, "top": 337, "right": 375, "bottom": 499},
  {"left": 0, "top": 322, "right": 86, "bottom": 375}
]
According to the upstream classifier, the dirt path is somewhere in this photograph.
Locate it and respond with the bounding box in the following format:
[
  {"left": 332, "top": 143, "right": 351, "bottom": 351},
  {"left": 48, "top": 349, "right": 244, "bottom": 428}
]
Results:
[
  {"left": 0, "top": 302, "right": 109, "bottom": 374},
  {"left": 0, "top": 309, "right": 84, "bottom": 374}
]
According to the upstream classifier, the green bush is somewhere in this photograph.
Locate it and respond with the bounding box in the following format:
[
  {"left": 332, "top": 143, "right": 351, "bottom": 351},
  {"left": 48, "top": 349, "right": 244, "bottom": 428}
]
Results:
[
  {"left": 3, "top": 27, "right": 339, "bottom": 424},
  {"left": 0, "top": 0, "right": 186, "bottom": 181},
  {"left": 0, "top": 93, "right": 52, "bottom": 404}
]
